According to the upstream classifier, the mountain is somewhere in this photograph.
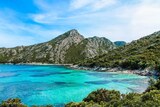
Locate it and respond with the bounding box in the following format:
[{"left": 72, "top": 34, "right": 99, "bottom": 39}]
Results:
[
  {"left": 0, "top": 29, "right": 115, "bottom": 64},
  {"left": 114, "top": 41, "right": 126, "bottom": 47},
  {"left": 78, "top": 31, "right": 160, "bottom": 71},
  {"left": 65, "top": 36, "right": 115, "bottom": 63}
]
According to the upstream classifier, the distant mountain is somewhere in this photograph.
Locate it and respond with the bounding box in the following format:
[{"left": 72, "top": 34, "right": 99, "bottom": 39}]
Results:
[
  {"left": 0, "top": 29, "right": 115, "bottom": 64},
  {"left": 114, "top": 41, "right": 126, "bottom": 47},
  {"left": 78, "top": 31, "right": 160, "bottom": 71}
]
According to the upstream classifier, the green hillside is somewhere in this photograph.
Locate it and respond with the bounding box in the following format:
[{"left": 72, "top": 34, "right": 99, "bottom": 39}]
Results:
[
  {"left": 78, "top": 31, "right": 160, "bottom": 72},
  {"left": 65, "top": 37, "right": 115, "bottom": 63}
]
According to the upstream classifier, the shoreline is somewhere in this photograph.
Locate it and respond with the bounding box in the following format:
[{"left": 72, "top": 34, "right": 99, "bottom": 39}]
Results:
[
  {"left": 69, "top": 65, "right": 159, "bottom": 76},
  {"left": 0, "top": 62, "right": 73, "bottom": 66},
  {"left": 1, "top": 63, "right": 159, "bottom": 76}
]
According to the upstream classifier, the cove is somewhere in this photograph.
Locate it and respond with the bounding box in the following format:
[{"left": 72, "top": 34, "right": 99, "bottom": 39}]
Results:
[{"left": 0, "top": 64, "right": 148, "bottom": 106}]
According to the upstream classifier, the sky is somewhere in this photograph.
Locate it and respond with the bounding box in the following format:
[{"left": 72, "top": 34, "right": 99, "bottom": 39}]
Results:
[{"left": 0, "top": 0, "right": 160, "bottom": 47}]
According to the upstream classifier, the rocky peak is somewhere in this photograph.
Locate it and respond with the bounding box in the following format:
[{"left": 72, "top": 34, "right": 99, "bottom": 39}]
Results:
[
  {"left": 79, "top": 36, "right": 115, "bottom": 58},
  {"left": 50, "top": 29, "right": 84, "bottom": 45},
  {"left": 46, "top": 29, "right": 84, "bottom": 63},
  {"left": 86, "top": 36, "right": 115, "bottom": 47},
  {"left": 67, "top": 29, "right": 79, "bottom": 35},
  {"left": 63, "top": 29, "right": 83, "bottom": 38},
  {"left": 88, "top": 36, "right": 110, "bottom": 41}
]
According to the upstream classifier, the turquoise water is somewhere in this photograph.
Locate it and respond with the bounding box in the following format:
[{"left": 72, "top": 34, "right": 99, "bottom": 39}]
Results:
[{"left": 0, "top": 65, "right": 148, "bottom": 106}]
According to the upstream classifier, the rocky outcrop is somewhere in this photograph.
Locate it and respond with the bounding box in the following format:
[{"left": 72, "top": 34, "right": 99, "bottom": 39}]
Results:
[
  {"left": 64, "top": 36, "right": 115, "bottom": 63},
  {"left": 82, "top": 37, "right": 115, "bottom": 58},
  {"left": 48, "top": 29, "right": 84, "bottom": 63}
]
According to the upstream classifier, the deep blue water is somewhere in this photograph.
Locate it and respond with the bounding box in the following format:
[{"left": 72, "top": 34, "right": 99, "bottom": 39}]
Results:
[{"left": 0, "top": 64, "right": 148, "bottom": 106}]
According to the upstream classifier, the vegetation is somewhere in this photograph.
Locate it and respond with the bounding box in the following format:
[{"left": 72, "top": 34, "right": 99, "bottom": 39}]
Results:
[
  {"left": 65, "top": 41, "right": 87, "bottom": 63},
  {"left": 83, "top": 89, "right": 121, "bottom": 103},
  {"left": 78, "top": 31, "right": 160, "bottom": 72},
  {"left": 66, "top": 90, "right": 160, "bottom": 107},
  {"left": 0, "top": 98, "right": 53, "bottom": 107},
  {"left": 66, "top": 79, "right": 160, "bottom": 107},
  {"left": 146, "top": 77, "right": 160, "bottom": 92},
  {"left": 0, "top": 98, "right": 27, "bottom": 107},
  {"left": 65, "top": 37, "right": 115, "bottom": 63}
]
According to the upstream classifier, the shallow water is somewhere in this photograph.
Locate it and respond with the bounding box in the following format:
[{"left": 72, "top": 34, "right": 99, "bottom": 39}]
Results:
[{"left": 0, "top": 64, "right": 148, "bottom": 106}]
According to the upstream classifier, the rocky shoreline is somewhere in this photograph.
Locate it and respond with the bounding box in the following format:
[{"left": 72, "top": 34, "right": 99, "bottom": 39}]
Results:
[
  {"left": 69, "top": 65, "right": 159, "bottom": 76},
  {"left": 1, "top": 62, "right": 73, "bottom": 66},
  {"left": 1, "top": 63, "right": 159, "bottom": 76}
]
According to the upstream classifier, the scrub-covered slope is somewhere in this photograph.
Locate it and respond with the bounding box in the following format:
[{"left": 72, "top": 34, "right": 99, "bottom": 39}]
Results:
[
  {"left": 65, "top": 36, "right": 115, "bottom": 63},
  {"left": 79, "top": 31, "right": 160, "bottom": 71}
]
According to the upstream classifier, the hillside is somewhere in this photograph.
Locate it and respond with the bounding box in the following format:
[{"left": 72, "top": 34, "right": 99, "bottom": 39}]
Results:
[
  {"left": 65, "top": 36, "right": 115, "bottom": 63},
  {"left": 78, "top": 31, "right": 160, "bottom": 72},
  {"left": 0, "top": 29, "right": 115, "bottom": 64}
]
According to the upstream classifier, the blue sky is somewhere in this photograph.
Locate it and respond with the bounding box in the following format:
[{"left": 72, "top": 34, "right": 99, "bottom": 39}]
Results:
[{"left": 0, "top": 0, "right": 160, "bottom": 47}]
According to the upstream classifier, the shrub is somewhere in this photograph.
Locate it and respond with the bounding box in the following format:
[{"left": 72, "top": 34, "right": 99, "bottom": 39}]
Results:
[
  {"left": 0, "top": 98, "right": 27, "bottom": 107},
  {"left": 83, "top": 89, "right": 120, "bottom": 103}
]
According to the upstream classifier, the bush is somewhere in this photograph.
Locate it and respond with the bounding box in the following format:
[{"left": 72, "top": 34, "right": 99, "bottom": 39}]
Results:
[
  {"left": 0, "top": 98, "right": 27, "bottom": 107},
  {"left": 66, "top": 85, "right": 160, "bottom": 107},
  {"left": 146, "top": 78, "right": 160, "bottom": 92},
  {"left": 83, "top": 89, "right": 120, "bottom": 103}
]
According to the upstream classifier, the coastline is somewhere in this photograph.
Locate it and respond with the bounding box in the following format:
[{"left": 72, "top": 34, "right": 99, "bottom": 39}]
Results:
[
  {"left": 69, "top": 65, "right": 159, "bottom": 76},
  {"left": 1, "top": 63, "right": 159, "bottom": 76},
  {"left": 1, "top": 62, "right": 73, "bottom": 66}
]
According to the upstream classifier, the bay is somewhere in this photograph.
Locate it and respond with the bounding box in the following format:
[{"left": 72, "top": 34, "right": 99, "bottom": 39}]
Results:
[{"left": 0, "top": 64, "right": 148, "bottom": 106}]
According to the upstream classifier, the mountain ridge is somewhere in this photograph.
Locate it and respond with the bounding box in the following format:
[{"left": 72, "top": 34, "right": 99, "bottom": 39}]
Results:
[{"left": 0, "top": 29, "right": 116, "bottom": 64}]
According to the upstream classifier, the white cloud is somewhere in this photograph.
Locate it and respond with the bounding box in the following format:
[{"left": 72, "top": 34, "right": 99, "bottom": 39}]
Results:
[
  {"left": 130, "top": 0, "right": 160, "bottom": 37},
  {"left": 33, "top": 0, "right": 53, "bottom": 11},
  {"left": 31, "top": 0, "right": 118, "bottom": 24},
  {"left": 92, "top": 0, "right": 117, "bottom": 10},
  {"left": 31, "top": 0, "right": 116, "bottom": 25},
  {"left": 70, "top": 0, "right": 117, "bottom": 10},
  {"left": 70, "top": 0, "right": 94, "bottom": 10},
  {"left": 0, "top": 0, "right": 160, "bottom": 47},
  {"left": 109, "top": 0, "right": 160, "bottom": 41},
  {"left": 76, "top": 0, "right": 160, "bottom": 42},
  {"left": 31, "top": 13, "right": 58, "bottom": 24},
  {"left": 31, "top": 0, "right": 63, "bottom": 24},
  {"left": 0, "top": 9, "right": 63, "bottom": 47},
  {"left": 26, "top": 0, "right": 160, "bottom": 43}
]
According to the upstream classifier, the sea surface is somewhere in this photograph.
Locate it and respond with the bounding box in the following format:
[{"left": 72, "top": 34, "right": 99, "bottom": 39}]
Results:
[{"left": 0, "top": 64, "right": 149, "bottom": 106}]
